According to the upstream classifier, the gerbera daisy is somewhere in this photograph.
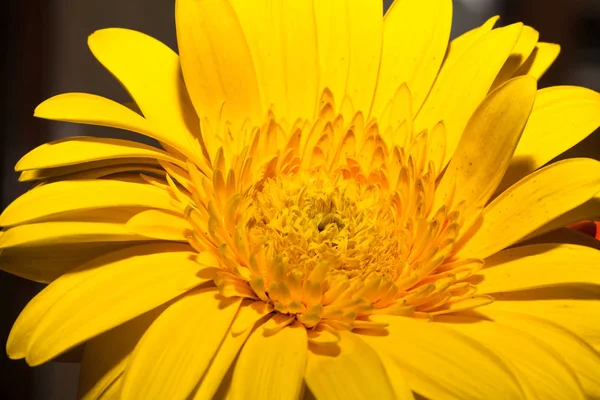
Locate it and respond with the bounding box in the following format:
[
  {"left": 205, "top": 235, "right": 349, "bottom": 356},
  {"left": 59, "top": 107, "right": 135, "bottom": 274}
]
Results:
[{"left": 2, "top": 0, "right": 600, "bottom": 398}]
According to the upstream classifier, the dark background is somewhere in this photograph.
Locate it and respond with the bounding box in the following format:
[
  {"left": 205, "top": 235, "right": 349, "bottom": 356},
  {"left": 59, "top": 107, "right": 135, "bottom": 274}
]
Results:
[{"left": 1, "top": 0, "right": 599, "bottom": 398}]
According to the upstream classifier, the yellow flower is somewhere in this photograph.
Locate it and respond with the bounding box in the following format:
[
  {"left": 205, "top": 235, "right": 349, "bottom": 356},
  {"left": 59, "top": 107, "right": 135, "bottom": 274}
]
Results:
[{"left": 2, "top": 0, "right": 600, "bottom": 399}]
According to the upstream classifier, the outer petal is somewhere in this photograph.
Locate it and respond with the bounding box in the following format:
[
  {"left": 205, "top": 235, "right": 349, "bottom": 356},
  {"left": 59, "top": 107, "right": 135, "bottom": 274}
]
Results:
[
  {"left": 515, "top": 42, "right": 561, "bottom": 80},
  {"left": 78, "top": 307, "right": 164, "bottom": 400},
  {"left": 414, "top": 23, "right": 522, "bottom": 169},
  {"left": 0, "top": 179, "right": 181, "bottom": 227},
  {"left": 34, "top": 93, "right": 203, "bottom": 166},
  {"left": 121, "top": 289, "right": 241, "bottom": 400},
  {"left": 499, "top": 86, "right": 600, "bottom": 192},
  {"left": 476, "top": 308, "right": 600, "bottom": 398},
  {"left": 473, "top": 244, "right": 600, "bottom": 294},
  {"left": 439, "top": 315, "right": 585, "bottom": 400},
  {"left": 19, "top": 243, "right": 209, "bottom": 365},
  {"left": 193, "top": 301, "right": 272, "bottom": 400},
  {"left": 230, "top": 322, "right": 307, "bottom": 400},
  {"left": 314, "top": 0, "right": 350, "bottom": 113},
  {"left": 371, "top": 0, "right": 452, "bottom": 117},
  {"left": 343, "top": 1, "right": 383, "bottom": 119},
  {"left": 87, "top": 28, "right": 200, "bottom": 146},
  {"left": 176, "top": 0, "right": 262, "bottom": 128},
  {"left": 490, "top": 26, "right": 539, "bottom": 91},
  {"left": 361, "top": 316, "right": 523, "bottom": 399},
  {"left": 435, "top": 76, "right": 536, "bottom": 212},
  {"left": 0, "top": 241, "right": 148, "bottom": 284},
  {"left": 483, "top": 294, "right": 600, "bottom": 351},
  {"left": 15, "top": 136, "right": 183, "bottom": 171},
  {"left": 306, "top": 331, "right": 396, "bottom": 400},
  {"left": 457, "top": 158, "right": 600, "bottom": 260},
  {"left": 440, "top": 16, "right": 499, "bottom": 72}
]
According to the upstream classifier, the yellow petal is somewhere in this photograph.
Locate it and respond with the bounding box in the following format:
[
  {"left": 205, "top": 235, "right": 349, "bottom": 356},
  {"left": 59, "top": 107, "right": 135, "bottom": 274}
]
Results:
[
  {"left": 377, "top": 353, "right": 416, "bottom": 400},
  {"left": 515, "top": 42, "right": 561, "bottom": 80},
  {"left": 473, "top": 243, "right": 600, "bottom": 294},
  {"left": 435, "top": 76, "right": 537, "bottom": 212},
  {"left": 121, "top": 289, "right": 240, "bottom": 400},
  {"left": 314, "top": 0, "right": 350, "bottom": 113},
  {"left": 126, "top": 210, "right": 191, "bottom": 242},
  {"left": 490, "top": 26, "right": 539, "bottom": 91},
  {"left": 415, "top": 23, "right": 522, "bottom": 169},
  {"left": 34, "top": 93, "right": 199, "bottom": 163},
  {"left": 499, "top": 86, "right": 600, "bottom": 192},
  {"left": 88, "top": 28, "right": 200, "bottom": 149},
  {"left": 0, "top": 220, "right": 144, "bottom": 249},
  {"left": 230, "top": 321, "right": 307, "bottom": 400},
  {"left": 78, "top": 307, "right": 164, "bottom": 400},
  {"left": 519, "top": 227, "right": 600, "bottom": 250},
  {"left": 477, "top": 308, "right": 600, "bottom": 398},
  {"left": 371, "top": 0, "right": 452, "bottom": 116},
  {"left": 18, "top": 159, "right": 163, "bottom": 182},
  {"left": 22, "top": 243, "right": 208, "bottom": 365},
  {"left": 193, "top": 301, "right": 271, "bottom": 400},
  {"left": 0, "top": 241, "right": 144, "bottom": 284},
  {"left": 483, "top": 295, "right": 600, "bottom": 351},
  {"left": 523, "top": 194, "right": 600, "bottom": 241},
  {"left": 362, "top": 315, "right": 523, "bottom": 399},
  {"left": 176, "top": 0, "right": 262, "bottom": 128},
  {"left": 16, "top": 136, "right": 182, "bottom": 171},
  {"left": 344, "top": 1, "right": 383, "bottom": 118},
  {"left": 457, "top": 158, "right": 600, "bottom": 259},
  {"left": 306, "top": 330, "right": 396, "bottom": 400},
  {"left": 440, "top": 15, "right": 499, "bottom": 72},
  {"left": 98, "top": 377, "right": 123, "bottom": 400},
  {"left": 439, "top": 315, "right": 585, "bottom": 400},
  {"left": 0, "top": 179, "right": 181, "bottom": 227}
]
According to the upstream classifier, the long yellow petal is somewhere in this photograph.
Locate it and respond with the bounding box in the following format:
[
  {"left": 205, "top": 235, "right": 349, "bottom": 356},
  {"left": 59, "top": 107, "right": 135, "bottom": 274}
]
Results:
[
  {"left": 473, "top": 244, "right": 600, "bottom": 294},
  {"left": 306, "top": 330, "right": 396, "bottom": 400},
  {"left": 34, "top": 93, "right": 199, "bottom": 163},
  {"left": 22, "top": 243, "right": 208, "bottom": 366},
  {"left": 176, "top": 0, "right": 262, "bottom": 128},
  {"left": 126, "top": 210, "right": 192, "bottom": 242},
  {"left": 519, "top": 227, "right": 600, "bottom": 250},
  {"left": 344, "top": 1, "right": 382, "bottom": 118},
  {"left": 230, "top": 322, "right": 307, "bottom": 400},
  {"left": 499, "top": 86, "right": 600, "bottom": 192},
  {"left": 0, "top": 179, "right": 181, "bottom": 227},
  {"left": 121, "top": 289, "right": 240, "bottom": 400},
  {"left": 16, "top": 136, "right": 182, "bottom": 171},
  {"left": 18, "top": 159, "right": 163, "bottom": 182},
  {"left": 440, "top": 15, "right": 499, "bottom": 72},
  {"left": 515, "top": 42, "right": 561, "bottom": 80},
  {"left": 439, "top": 315, "right": 585, "bottom": 400},
  {"left": 88, "top": 28, "right": 199, "bottom": 149},
  {"left": 377, "top": 353, "right": 416, "bottom": 400},
  {"left": 477, "top": 308, "right": 600, "bottom": 398},
  {"left": 362, "top": 315, "right": 523, "bottom": 399},
  {"left": 483, "top": 295, "right": 600, "bottom": 351},
  {"left": 78, "top": 307, "right": 164, "bottom": 400},
  {"left": 0, "top": 220, "right": 144, "bottom": 249},
  {"left": 523, "top": 194, "right": 600, "bottom": 241},
  {"left": 5, "top": 243, "right": 193, "bottom": 359},
  {"left": 314, "top": 0, "right": 350, "bottom": 113},
  {"left": 371, "top": 0, "right": 452, "bottom": 117},
  {"left": 415, "top": 23, "right": 522, "bottom": 168},
  {"left": 490, "top": 26, "right": 539, "bottom": 91},
  {"left": 435, "top": 76, "right": 536, "bottom": 212},
  {"left": 0, "top": 241, "right": 148, "bottom": 284},
  {"left": 457, "top": 158, "right": 600, "bottom": 259},
  {"left": 193, "top": 301, "right": 272, "bottom": 400}
]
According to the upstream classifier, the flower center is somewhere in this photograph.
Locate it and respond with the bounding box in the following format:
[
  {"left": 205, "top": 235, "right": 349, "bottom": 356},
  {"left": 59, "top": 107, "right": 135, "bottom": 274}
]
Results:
[{"left": 247, "top": 172, "right": 404, "bottom": 282}]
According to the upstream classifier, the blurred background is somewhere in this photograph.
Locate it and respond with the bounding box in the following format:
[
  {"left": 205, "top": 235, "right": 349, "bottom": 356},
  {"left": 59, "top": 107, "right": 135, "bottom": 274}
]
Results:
[{"left": 1, "top": 0, "right": 599, "bottom": 398}]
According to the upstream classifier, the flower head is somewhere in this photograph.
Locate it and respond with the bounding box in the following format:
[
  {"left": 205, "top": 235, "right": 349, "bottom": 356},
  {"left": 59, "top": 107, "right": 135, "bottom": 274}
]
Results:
[{"left": 2, "top": 0, "right": 600, "bottom": 399}]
